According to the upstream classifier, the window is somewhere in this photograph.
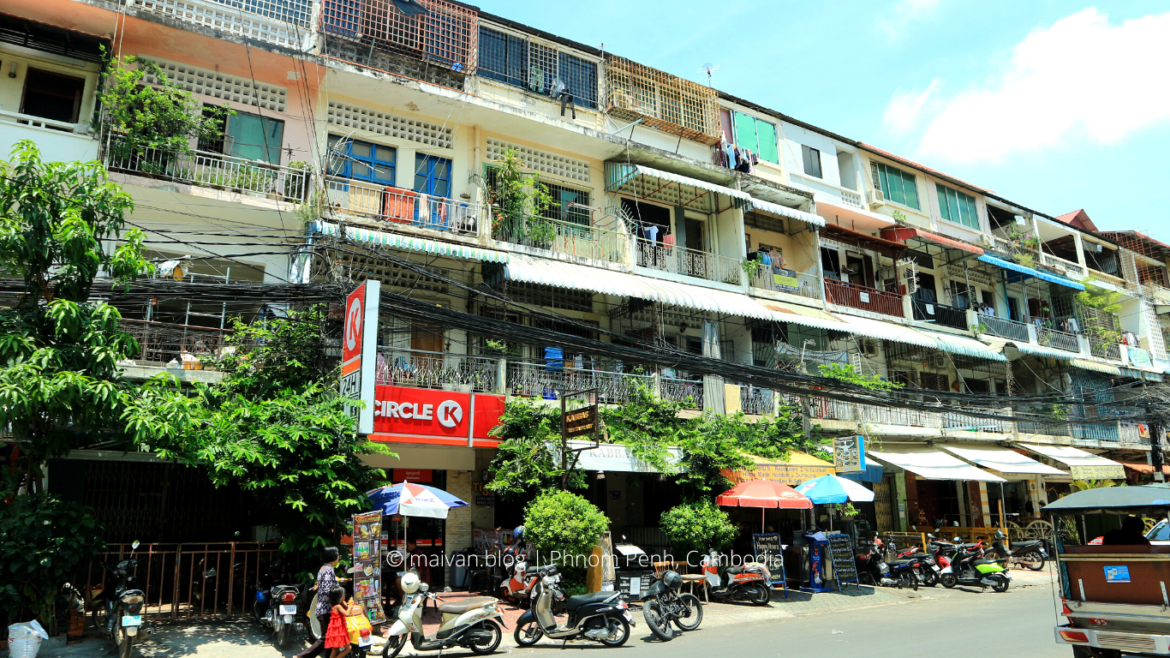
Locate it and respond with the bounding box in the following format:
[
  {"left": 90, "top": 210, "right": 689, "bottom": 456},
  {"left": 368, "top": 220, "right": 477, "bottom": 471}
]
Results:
[
  {"left": 21, "top": 68, "right": 86, "bottom": 123},
  {"left": 415, "top": 154, "right": 451, "bottom": 197},
  {"left": 541, "top": 181, "right": 591, "bottom": 226},
  {"left": 937, "top": 184, "right": 979, "bottom": 229},
  {"left": 477, "top": 26, "right": 599, "bottom": 109},
  {"left": 801, "top": 145, "right": 822, "bottom": 178},
  {"left": 327, "top": 135, "right": 396, "bottom": 185},
  {"left": 198, "top": 108, "right": 284, "bottom": 164},
  {"left": 920, "top": 372, "right": 950, "bottom": 392},
  {"left": 731, "top": 111, "right": 779, "bottom": 164},
  {"left": 876, "top": 162, "right": 920, "bottom": 210}
]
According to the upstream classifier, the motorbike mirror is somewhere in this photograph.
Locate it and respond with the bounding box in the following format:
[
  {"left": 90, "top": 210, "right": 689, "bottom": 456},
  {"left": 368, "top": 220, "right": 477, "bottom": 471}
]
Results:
[{"left": 132, "top": 540, "right": 140, "bottom": 550}]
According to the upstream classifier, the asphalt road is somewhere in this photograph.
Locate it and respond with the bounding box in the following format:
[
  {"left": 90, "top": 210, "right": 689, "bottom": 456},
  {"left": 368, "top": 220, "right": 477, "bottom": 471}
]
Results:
[{"left": 512, "top": 580, "right": 1068, "bottom": 658}]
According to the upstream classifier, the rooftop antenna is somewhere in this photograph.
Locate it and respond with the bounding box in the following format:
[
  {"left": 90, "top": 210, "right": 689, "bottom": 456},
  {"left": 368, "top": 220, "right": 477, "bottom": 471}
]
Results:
[{"left": 698, "top": 63, "right": 719, "bottom": 88}]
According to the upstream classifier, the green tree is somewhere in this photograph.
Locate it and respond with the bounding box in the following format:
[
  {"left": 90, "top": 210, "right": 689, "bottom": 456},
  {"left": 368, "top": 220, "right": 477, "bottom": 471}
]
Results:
[
  {"left": 484, "top": 398, "right": 585, "bottom": 499},
  {"left": 659, "top": 500, "right": 738, "bottom": 557},
  {"left": 486, "top": 149, "right": 555, "bottom": 243},
  {"left": 186, "top": 306, "right": 392, "bottom": 552},
  {"left": 523, "top": 490, "right": 609, "bottom": 569}
]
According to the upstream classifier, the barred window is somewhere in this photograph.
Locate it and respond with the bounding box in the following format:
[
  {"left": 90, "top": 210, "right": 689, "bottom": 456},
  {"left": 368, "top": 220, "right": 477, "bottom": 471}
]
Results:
[
  {"left": 508, "top": 282, "right": 593, "bottom": 313},
  {"left": 477, "top": 26, "right": 598, "bottom": 109}
]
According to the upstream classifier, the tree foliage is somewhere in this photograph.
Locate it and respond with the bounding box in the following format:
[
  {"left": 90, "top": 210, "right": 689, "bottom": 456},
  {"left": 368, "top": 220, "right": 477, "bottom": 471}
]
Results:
[
  {"left": 659, "top": 500, "right": 738, "bottom": 556},
  {"left": 0, "top": 141, "right": 192, "bottom": 496},
  {"left": 185, "top": 306, "right": 392, "bottom": 553},
  {"left": 523, "top": 490, "right": 609, "bottom": 568},
  {"left": 484, "top": 398, "right": 585, "bottom": 499}
]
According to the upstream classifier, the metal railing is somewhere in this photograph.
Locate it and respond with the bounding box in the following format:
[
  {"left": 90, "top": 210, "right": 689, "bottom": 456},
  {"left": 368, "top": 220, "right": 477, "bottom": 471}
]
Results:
[
  {"left": 105, "top": 137, "right": 309, "bottom": 203},
  {"left": 507, "top": 362, "right": 654, "bottom": 404},
  {"left": 1037, "top": 325, "right": 1080, "bottom": 353},
  {"left": 911, "top": 298, "right": 968, "bottom": 331},
  {"left": 0, "top": 108, "right": 80, "bottom": 133},
  {"left": 824, "top": 279, "right": 904, "bottom": 317},
  {"left": 749, "top": 267, "right": 823, "bottom": 300},
  {"left": 494, "top": 213, "right": 629, "bottom": 264},
  {"left": 1072, "top": 422, "right": 1121, "bottom": 443},
  {"left": 1016, "top": 419, "right": 1071, "bottom": 437},
  {"left": 977, "top": 314, "right": 1031, "bottom": 342},
  {"left": 942, "top": 409, "right": 1013, "bottom": 434},
  {"left": 739, "top": 386, "right": 775, "bottom": 415},
  {"left": 660, "top": 377, "right": 702, "bottom": 408},
  {"left": 636, "top": 239, "right": 742, "bottom": 285},
  {"left": 1090, "top": 342, "right": 1122, "bottom": 360},
  {"left": 808, "top": 397, "right": 943, "bottom": 428},
  {"left": 118, "top": 319, "right": 232, "bottom": 365},
  {"left": 1040, "top": 252, "right": 1088, "bottom": 278},
  {"left": 376, "top": 348, "right": 499, "bottom": 392},
  {"left": 1119, "top": 422, "right": 1144, "bottom": 444},
  {"left": 326, "top": 177, "right": 483, "bottom": 236}
]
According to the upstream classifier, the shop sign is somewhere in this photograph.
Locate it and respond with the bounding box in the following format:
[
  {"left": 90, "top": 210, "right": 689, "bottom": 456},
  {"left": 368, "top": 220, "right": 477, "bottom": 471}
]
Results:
[
  {"left": 392, "top": 469, "right": 433, "bottom": 483},
  {"left": 1070, "top": 464, "right": 1126, "bottom": 480},
  {"left": 834, "top": 435, "right": 866, "bottom": 473},
  {"left": 372, "top": 385, "right": 505, "bottom": 441},
  {"left": 771, "top": 267, "right": 799, "bottom": 292},
  {"left": 340, "top": 281, "right": 381, "bottom": 434},
  {"left": 475, "top": 495, "right": 495, "bottom": 506},
  {"left": 552, "top": 440, "right": 684, "bottom": 473},
  {"left": 730, "top": 462, "right": 835, "bottom": 486}
]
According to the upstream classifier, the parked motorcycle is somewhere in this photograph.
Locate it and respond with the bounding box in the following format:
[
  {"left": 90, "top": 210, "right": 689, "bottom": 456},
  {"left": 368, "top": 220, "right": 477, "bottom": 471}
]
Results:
[
  {"left": 700, "top": 550, "right": 771, "bottom": 605},
  {"left": 382, "top": 572, "right": 505, "bottom": 657},
  {"left": 641, "top": 571, "right": 703, "bottom": 642},
  {"left": 499, "top": 560, "right": 538, "bottom": 606},
  {"left": 513, "top": 565, "right": 632, "bottom": 648},
  {"left": 888, "top": 538, "right": 939, "bottom": 587},
  {"left": 102, "top": 541, "right": 150, "bottom": 658},
  {"left": 855, "top": 538, "right": 897, "bottom": 586},
  {"left": 938, "top": 536, "right": 1011, "bottom": 592},
  {"left": 991, "top": 529, "right": 1047, "bottom": 571}
]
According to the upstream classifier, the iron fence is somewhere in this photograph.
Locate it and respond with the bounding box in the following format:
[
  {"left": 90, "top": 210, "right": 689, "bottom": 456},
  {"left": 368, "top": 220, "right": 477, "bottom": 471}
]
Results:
[
  {"left": 118, "top": 319, "right": 232, "bottom": 365},
  {"left": 636, "top": 239, "right": 742, "bottom": 285},
  {"left": 376, "top": 348, "right": 499, "bottom": 392}
]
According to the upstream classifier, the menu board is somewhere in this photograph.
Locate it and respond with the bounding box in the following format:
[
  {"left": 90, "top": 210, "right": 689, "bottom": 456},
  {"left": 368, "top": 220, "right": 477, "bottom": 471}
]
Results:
[
  {"left": 825, "top": 533, "right": 859, "bottom": 589},
  {"left": 751, "top": 534, "right": 786, "bottom": 585},
  {"left": 352, "top": 511, "right": 386, "bottom": 624}
]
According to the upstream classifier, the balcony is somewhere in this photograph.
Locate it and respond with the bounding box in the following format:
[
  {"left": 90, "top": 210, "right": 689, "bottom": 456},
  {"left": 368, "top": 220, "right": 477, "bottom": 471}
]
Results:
[
  {"left": 749, "top": 267, "right": 822, "bottom": 300},
  {"left": 0, "top": 110, "right": 99, "bottom": 164},
  {"left": 911, "top": 298, "right": 968, "bottom": 331},
  {"left": 1037, "top": 325, "right": 1080, "bottom": 353},
  {"left": 660, "top": 377, "right": 702, "bottom": 409},
  {"left": 129, "top": 0, "right": 312, "bottom": 49},
  {"left": 788, "top": 172, "right": 863, "bottom": 209},
  {"left": 495, "top": 214, "right": 629, "bottom": 265},
  {"left": 508, "top": 362, "right": 654, "bottom": 405},
  {"left": 118, "top": 319, "right": 231, "bottom": 365},
  {"left": 976, "top": 314, "right": 1031, "bottom": 342},
  {"left": 824, "top": 279, "right": 904, "bottom": 317},
  {"left": 1040, "top": 252, "right": 1088, "bottom": 278},
  {"left": 326, "top": 177, "right": 483, "bottom": 237},
  {"left": 105, "top": 139, "right": 310, "bottom": 203},
  {"left": 603, "top": 55, "right": 721, "bottom": 145},
  {"left": 636, "top": 239, "right": 742, "bottom": 285},
  {"left": 740, "top": 386, "right": 774, "bottom": 415},
  {"left": 376, "top": 348, "right": 499, "bottom": 393}
]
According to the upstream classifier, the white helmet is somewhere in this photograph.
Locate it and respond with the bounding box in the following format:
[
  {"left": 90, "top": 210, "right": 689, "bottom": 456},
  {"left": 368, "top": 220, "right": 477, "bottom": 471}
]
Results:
[{"left": 400, "top": 572, "right": 420, "bottom": 594}]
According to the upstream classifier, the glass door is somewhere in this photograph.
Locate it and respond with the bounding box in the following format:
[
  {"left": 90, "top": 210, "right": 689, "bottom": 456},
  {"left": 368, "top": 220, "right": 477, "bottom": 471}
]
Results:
[{"left": 414, "top": 154, "right": 452, "bottom": 229}]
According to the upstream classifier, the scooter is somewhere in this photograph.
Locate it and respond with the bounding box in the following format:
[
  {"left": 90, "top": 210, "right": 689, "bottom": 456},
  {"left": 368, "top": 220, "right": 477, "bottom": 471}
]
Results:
[
  {"left": 700, "top": 550, "right": 771, "bottom": 605},
  {"left": 938, "top": 536, "right": 1011, "bottom": 592},
  {"left": 855, "top": 538, "right": 897, "bottom": 586},
  {"left": 499, "top": 560, "right": 538, "bottom": 605},
  {"left": 382, "top": 572, "right": 505, "bottom": 658},
  {"left": 102, "top": 541, "right": 151, "bottom": 658},
  {"left": 513, "top": 565, "right": 632, "bottom": 648},
  {"left": 991, "top": 529, "right": 1047, "bottom": 571}
]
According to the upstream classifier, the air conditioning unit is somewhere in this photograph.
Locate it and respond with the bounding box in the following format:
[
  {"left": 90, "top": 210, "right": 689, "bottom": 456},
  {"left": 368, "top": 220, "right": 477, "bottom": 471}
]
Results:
[
  {"left": 979, "top": 234, "right": 996, "bottom": 248},
  {"left": 930, "top": 353, "right": 947, "bottom": 369},
  {"left": 866, "top": 189, "right": 885, "bottom": 209}
]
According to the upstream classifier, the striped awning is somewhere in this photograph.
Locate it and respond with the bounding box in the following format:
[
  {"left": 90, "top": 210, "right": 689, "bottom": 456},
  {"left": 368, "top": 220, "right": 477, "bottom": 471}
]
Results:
[
  {"left": 976, "top": 254, "right": 1085, "bottom": 291},
  {"left": 500, "top": 254, "right": 774, "bottom": 320},
  {"left": 747, "top": 197, "right": 825, "bottom": 227},
  {"left": 833, "top": 314, "right": 937, "bottom": 348},
  {"left": 1070, "top": 359, "right": 1122, "bottom": 376},
  {"left": 605, "top": 163, "right": 753, "bottom": 206},
  {"left": 931, "top": 333, "right": 1007, "bottom": 362},
  {"left": 757, "top": 300, "right": 852, "bottom": 332},
  {"left": 1005, "top": 341, "right": 1079, "bottom": 361},
  {"left": 310, "top": 221, "right": 509, "bottom": 263},
  {"left": 1119, "top": 367, "right": 1165, "bottom": 382}
]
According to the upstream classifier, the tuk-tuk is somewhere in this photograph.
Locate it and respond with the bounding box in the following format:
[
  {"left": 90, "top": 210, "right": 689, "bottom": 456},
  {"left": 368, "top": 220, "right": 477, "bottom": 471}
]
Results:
[{"left": 1045, "top": 483, "right": 1170, "bottom": 656}]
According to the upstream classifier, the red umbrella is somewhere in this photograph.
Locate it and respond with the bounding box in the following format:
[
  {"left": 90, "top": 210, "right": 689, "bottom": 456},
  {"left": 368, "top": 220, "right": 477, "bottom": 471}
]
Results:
[{"left": 716, "top": 480, "right": 813, "bottom": 509}]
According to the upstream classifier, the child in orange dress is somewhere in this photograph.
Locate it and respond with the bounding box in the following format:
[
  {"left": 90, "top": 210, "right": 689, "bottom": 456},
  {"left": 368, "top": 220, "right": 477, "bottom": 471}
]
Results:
[{"left": 323, "top": 587, "right": 362, "bottom": 658}]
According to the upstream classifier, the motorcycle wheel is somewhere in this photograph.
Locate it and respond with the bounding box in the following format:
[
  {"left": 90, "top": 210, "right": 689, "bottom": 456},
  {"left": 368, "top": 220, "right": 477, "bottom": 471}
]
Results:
[
  {"left": 748, "top": 584, "right": 771, "bottom": 606},
  {"left": 919, "top": 568, "right": 937, "bottom": 588},
  {"left": 643, "top": 600, "right": 676, "bottom": 642},
  {"left": 468, "top": 620, "right": 502, "bottom": 655},
  {"left": 992, "top": 576, "right": 1010, "bottom": 593},
  {"left": 940, "top": 573, "right": 957, "bottom": 589},
  {"left": 252, "top": 599, "right": 266, "bottom": 624},
  {"left": 514, "top": 620, "right": 543, "bottom": 647},
  {"left": 277, "top": 622, "right": 292, "bottom": 648},
  {"left": 597, "top": 616, "right": 630, "bottom": 647},
  {"left": 307, "top": 594, "right": 322, "bottom": 642},
  {"left": 382, "top": 634, "right": 406, "bottom": 658},
  {"left": 1022, "top": 550, "right": 1045, "bottom": 572},
  {"left": 672, "top": 594, "right": 703, "bottom": 631},
  {"left": 118, "top": 629, "right": 133, "bottom": 658}
]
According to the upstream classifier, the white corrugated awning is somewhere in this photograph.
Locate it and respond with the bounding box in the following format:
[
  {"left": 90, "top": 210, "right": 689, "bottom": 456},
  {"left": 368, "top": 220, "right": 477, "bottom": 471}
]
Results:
[
  {"left": 748, "top": 197, "right": 825, "bottom": 227},
  {"left": 756, "top": 300, "right": 852, "bottom": 332},
  {"left": 311, "top": 221, "right": 509, "bottom": 263},
  {"left": 1018, "top": 444, "right": 1127, "bottom": 480},
  {"left": 868, "top": 446, "right": 1006, "bottom": 482},
  {"left": 500, "top": 254, "right": 775, "bottom": 320},
  {"left": 939, "top": 444, "right": 1067, "bottom": 475},
  {"left": 1070, "top": 359, "right": 1122, "bottom": 376},
  {"left": 1009, "top": 341, "right": 1078, "bottom": 361},
  {"left": 605, "top": 163, "right": 752, "bottom": 205},
  {"left": 834, "top": 314, "right": 937, "bottom": 348},
  {"left": 931, "top": 333, "right": 1007, "bottom": 362}
]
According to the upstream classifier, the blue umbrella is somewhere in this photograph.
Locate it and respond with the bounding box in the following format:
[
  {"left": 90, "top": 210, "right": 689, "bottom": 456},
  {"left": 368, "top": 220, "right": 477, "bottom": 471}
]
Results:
[
  {"left": 367, "top": 482, "right": 468, "bottom": 519},
  {"left": 794, "top": 474, "right": 876, "bottom": 505}
]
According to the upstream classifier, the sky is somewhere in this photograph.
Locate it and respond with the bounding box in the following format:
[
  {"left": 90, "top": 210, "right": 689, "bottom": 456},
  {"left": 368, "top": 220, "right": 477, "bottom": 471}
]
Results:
[{"left": 473, "top": 0, "right": 1170, "bottom": 241}]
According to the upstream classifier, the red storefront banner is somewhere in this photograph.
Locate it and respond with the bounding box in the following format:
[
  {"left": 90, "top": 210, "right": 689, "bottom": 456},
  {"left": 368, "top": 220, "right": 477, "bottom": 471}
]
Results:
[
  {"left": 370, "top": 385, "right": 505, "bottom": 444},
  {"left": 341, "top": 283, "right": 367, "bottom": 376}
]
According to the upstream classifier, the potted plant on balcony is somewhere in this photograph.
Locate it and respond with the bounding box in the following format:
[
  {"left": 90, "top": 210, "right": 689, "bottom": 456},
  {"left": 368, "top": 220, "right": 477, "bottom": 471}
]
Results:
[
  {"left": 741, "top": 256, "right": 763, "bottom": 281},
  {"left": 98, "top": 56, "right": 232, "bottom": 178},
  {"left": 488, "top": 149, "right": 555, "bottom": 244}
]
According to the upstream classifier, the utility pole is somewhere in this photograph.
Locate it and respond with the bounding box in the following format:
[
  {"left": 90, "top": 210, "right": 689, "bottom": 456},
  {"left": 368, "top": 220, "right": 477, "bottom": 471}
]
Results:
[{"left": 1148, "top": 386, "right": 1165, "bottom": 483}]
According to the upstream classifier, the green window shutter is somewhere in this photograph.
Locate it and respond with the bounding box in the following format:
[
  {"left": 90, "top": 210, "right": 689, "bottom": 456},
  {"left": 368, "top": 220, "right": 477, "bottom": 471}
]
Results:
[
  {"left": 936, "top": 184, "right": 951, "bottom": 222},
  {"left": 958, "top": 192, "right": 976, "bottom": 228},
  {"left": 733, "top": 111, "right": 759, "bottom": 152},
  {"left": 888, "top": 168, "right": 905, "bottom": 205},
  {"left": 228, "top": 113, "right": 284, "bottom": 164},
  {"left": 878, "top": 164, "right": 891, "bottom": 199},
  {"left": 902, "top": 172, "right": 920, "bottom": 210},
  {"left": 756, "top": 120, "right": 778, "bottom": 164}
]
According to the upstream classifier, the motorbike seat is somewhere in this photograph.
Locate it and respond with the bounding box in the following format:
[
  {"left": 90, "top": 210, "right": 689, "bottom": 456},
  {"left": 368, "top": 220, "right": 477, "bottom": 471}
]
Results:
[
  {"left": 438, "top": 597, "right": 497, "bottom": 615},
  {"left": 725, "top": 566, "right": 744, "bottom": 575},
  {"left": 565, "top": 591, "right": 615, "bottom": 611},
  {"left": 887, "top": 559, "right": 914, "bottom": 567},
  {"left": 972, "top": 559, "right": 999, "bottom": 568},
  {"left": 1011, "top": 540, "right": 1042, "bottom": 550}
]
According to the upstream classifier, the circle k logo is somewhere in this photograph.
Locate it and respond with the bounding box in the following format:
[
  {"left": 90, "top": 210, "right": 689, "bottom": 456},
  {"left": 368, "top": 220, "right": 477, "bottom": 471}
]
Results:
[
  {"left": 437, "top": 400, "right": 463, "bottom": 428},
  {"left": 345, "top": 296, "right": 363, "bottom": 351}
]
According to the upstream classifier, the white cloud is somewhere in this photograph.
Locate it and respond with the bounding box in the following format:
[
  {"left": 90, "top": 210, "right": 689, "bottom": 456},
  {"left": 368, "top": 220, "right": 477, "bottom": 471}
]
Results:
[
  {"left": 883, "top": 79, "right": 941, "bottom": 134},
  {"left": 878, "top": 0, "right": 941, "bottom": 40},
  {"left": 900, "top": 8, "right": 1170, "bottom": 164}
]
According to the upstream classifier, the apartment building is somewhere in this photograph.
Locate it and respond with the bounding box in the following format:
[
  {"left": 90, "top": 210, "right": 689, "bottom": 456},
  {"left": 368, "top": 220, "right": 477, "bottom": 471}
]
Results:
[{"left": 5, "top": 0, "right": 1166, "bottom": 563}]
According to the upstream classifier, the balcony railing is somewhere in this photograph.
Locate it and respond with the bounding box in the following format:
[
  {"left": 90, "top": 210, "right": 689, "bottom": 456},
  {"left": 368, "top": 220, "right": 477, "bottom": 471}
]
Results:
[
  {"left": 118, "top": 319, "right": 232, "bottom": 365},
  {"left": 824, "top": 279, "right": 904, "bottom": 317},
  {"left": 941, "top": 409, "right": 1013, "bottom": 434},
  {"left": 495, "top": 213, "right": 629, "bottom": 265},
  {"left": 376, "top": 348, "right": 499, "bottom": 392},
  {"left": 660, "top": 377, "right": 702, "bottom": 409},
  {"left": 105, "top": 138, "right": 309, "bottom": 203},
  {"left": 911, "top": 299, "right": 968, "bottom": 331},
  {"left": 129, "top": 0, "right": 311, "bottom": 49},
  {"left": 1040, "top": 252, "right": 1088, "bottom": 278},
  {"left": 1119, "top": 422, "right": 1144, "bottom": 444},
  {"left": 320, "top": 0, "right": 478, "bottom": 74},
  {"left": 1, "top": 110, "right": 99, "bottom": 165},
  {"left": 1090, "top": 342, "right": 1122, "bottom": 360},
  {"left": 636, "top": 239, "right": 742, "bottom": 285},
  {"left": 740, "top": 387, "right": 775, "bottom": 415},
  {"left": 749, "top": 267, "right": 822, "bottom": 300},
  {"left": 1037, "top": 325, "right": 1080, "bottom": 353},
  {"left": 1072, "top": 422, "right": 1121, "bottom": 443},
  {"left": 326, "top": 177, "right": 482, "bottom": 236},
  {"left": 808, "top": 397, "right": 942, "bottom": 428},
  {"left": 508, "top": 362, "right": 655, "bottom": 404},
  {"left": 604, "top": 55, "right": 721, "bottom": 145},
  {"left": 977, "top": 314, "right": 1031, "bottom": 342}
]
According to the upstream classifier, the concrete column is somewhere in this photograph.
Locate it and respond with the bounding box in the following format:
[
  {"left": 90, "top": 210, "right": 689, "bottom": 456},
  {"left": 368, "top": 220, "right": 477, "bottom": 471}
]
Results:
[
  {"left": 445, "top": 470, "right": 475, "bottom": 587},
  {"left": 702, "top": 321, "right": 724, "bottom": 414}
]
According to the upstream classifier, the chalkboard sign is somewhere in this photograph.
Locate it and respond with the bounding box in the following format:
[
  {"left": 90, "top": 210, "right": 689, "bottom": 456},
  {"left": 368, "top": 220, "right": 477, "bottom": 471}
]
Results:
[
  {"left": 751, "top": 533, "right": 788, "bottom": 599},
  {"left": 617, "top": 571, "right": 654, "bottom": 601},
  {"left": 826, "top": 533, "right": 859, "bottom": 589}
]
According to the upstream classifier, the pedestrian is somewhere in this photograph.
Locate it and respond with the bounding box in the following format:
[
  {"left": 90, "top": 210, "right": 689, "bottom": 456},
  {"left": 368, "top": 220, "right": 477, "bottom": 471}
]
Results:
[
  {"left": 324, "top": 587, "right": 362, "bottom": 658},
  {"left": 296, "top": 547, "right": 347, "bottom": 658}
]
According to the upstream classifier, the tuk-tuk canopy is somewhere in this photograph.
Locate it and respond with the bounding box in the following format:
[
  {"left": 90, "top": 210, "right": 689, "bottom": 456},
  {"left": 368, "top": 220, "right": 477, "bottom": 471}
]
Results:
[{"left": 1043, "top": 483, "right": 1170, "bottom": 516}]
